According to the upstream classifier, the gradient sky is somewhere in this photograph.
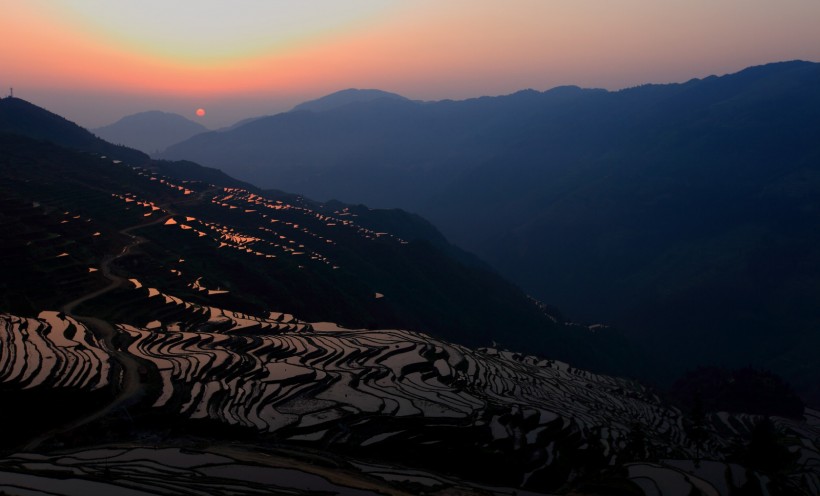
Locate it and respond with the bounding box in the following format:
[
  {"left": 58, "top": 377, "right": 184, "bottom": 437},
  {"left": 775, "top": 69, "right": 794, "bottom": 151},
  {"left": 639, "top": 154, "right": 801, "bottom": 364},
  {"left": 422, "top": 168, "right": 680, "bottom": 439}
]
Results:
[{"left": 2, "top": 0, "right": 820, "bottom": 128}]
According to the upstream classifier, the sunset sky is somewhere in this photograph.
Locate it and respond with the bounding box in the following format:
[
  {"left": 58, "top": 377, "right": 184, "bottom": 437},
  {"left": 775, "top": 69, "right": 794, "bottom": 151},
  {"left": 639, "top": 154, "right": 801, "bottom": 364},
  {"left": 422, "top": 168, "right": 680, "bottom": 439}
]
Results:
[{"left": 2, "top": 0, "right": 820, "bottom": 128}]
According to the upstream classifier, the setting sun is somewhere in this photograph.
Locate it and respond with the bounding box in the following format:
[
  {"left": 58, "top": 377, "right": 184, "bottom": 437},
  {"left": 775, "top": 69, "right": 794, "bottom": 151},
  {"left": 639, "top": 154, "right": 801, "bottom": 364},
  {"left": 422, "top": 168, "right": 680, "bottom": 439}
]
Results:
[{"left": 195, "top": 108, "right": 206, "bottom": 117}]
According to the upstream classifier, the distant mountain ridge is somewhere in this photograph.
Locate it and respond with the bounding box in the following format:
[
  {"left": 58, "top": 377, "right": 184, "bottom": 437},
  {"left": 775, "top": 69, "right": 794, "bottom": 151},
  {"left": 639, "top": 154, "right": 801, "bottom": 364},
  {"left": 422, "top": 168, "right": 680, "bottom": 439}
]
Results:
[
  {"left": 93, "top": 110, "right": 208, "bottom": 154},
  {"left": 290, "top": 88, "right": 409, "bottom": 113}
]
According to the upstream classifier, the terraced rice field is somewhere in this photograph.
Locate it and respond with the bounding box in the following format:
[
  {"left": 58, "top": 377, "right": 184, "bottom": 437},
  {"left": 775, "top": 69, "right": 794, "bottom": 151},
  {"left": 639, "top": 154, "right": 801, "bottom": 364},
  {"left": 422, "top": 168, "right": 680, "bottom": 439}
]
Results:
[
  {"left": 0, "top": 312, "right": 110, "bottom": 391},
  {"left": 0, "top": 310, "right": 683, "bottom": 461},
  {"left": 0, "top": 447, "right": 387, "bottom": 496},
  {"left": 2, "top": 310, "right": 820, "bottom": 493}
]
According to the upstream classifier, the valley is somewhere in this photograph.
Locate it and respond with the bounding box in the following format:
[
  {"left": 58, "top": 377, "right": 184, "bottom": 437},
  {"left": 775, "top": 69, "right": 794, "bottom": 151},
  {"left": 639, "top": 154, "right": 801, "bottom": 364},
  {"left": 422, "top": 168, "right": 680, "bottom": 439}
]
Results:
[
  {"left": 4, "top": 1, "right": 820, "bottom": 493},
  {"left": 1, "top": 89, "right": 819, "bottom": 494}
]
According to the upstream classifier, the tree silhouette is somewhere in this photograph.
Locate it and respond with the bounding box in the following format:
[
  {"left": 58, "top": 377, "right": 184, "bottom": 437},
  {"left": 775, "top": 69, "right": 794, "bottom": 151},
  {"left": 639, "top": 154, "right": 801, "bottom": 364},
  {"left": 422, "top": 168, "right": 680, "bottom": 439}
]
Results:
[
  {"left": 688, "top": 391, "right": 709, "bottom": 465},
  {"left": 741, "top": 417, "right": 798, "bottom": 474}
]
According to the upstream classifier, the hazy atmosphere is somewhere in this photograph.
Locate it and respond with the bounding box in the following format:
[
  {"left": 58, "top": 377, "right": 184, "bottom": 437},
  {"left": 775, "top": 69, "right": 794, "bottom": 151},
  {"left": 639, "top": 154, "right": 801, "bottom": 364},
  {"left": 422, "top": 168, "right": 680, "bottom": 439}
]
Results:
[
  {"left": 3, "top": 1, "right": 820, "bottom": 494},
  {"left": 2, "top": 0, "right": 820, "bottom": 127}
]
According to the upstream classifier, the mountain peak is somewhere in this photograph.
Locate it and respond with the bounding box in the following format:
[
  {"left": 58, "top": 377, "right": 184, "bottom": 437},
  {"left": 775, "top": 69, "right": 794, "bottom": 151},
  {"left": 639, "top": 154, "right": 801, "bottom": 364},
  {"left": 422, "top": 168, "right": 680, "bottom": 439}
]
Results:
[
  {"left": 93, "top": 111, "right": 209, "bottom": 154},
  {"left": 110, "top": 110, "right": 200, "bottom": 122},
  {"left": 291, "top": 88, "right": 409, "bottom": 113}
]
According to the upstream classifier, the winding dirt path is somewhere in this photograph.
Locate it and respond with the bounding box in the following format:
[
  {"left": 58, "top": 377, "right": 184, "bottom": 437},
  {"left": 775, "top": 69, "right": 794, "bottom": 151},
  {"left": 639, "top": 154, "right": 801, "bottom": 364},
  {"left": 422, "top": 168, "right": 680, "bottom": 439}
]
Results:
[
  {"left": 24, "top": 186, "right": 222, "bottom": 450},
  {"left": 25, "top": 211, "right": 176, "bottom": 451},
  {"left": 61, "top": 213, "right": 172, "bottom": 315}
]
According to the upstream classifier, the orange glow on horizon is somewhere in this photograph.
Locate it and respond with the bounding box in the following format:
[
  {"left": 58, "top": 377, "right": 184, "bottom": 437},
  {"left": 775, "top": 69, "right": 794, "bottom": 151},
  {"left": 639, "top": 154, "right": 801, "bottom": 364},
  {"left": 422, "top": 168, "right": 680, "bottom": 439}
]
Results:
[
  {"left": 5, "top": 1, "right": 819, "bottom": 100},
  {"left": 3, "top": 1, "right": 820, "bottom": 127}
]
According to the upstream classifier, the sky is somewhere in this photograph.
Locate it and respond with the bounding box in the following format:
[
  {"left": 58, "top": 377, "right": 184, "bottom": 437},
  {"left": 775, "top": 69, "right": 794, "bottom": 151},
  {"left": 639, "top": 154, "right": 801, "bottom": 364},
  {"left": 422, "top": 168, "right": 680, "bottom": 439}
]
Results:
[{"left": 2, "top": 0, "right": 820, "bottom": 129}]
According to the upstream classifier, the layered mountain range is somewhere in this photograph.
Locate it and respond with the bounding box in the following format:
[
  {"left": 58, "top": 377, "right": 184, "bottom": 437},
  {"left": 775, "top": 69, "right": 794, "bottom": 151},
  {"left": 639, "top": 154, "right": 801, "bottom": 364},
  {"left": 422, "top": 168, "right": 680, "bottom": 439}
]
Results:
[
  {"left": 1, "top": 83, "right": 819, "bottom": 494},
  {"left": 0, "top": 99, "right": 638, "bottom": 374},
  {"left": 160, "top": 61, "right": 820, "bottom": 402}
]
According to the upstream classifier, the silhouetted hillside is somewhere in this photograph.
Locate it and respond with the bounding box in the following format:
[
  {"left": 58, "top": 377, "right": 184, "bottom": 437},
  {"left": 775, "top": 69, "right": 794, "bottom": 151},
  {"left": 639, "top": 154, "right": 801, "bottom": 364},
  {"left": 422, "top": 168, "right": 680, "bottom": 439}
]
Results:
[
  {"left": 0, "top": 97, "right": 256, "bottom": 191},
  {"left": 93, "top": 110, "right": 208, "bottom": 154},
  {"left": 0, "top": 97, "right": 148, "bottom": 164},
  {"left": 153, "top": 159, "right": 257, "bottom": 190},
  {"left": 161, "top": 61, "right": 820, "bottom": 403}
]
